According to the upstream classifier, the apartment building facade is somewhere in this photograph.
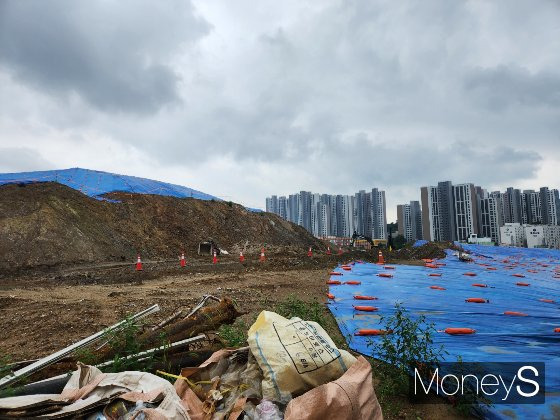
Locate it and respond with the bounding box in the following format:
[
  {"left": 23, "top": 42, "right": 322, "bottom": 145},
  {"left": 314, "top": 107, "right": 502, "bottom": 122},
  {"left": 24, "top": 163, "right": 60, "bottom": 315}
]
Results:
[
  {"left": 397, "top": 201, "right": 423, "bottom": 242},
  {"left": 420, "top": 186, "right": 440, "bottom": 241}
]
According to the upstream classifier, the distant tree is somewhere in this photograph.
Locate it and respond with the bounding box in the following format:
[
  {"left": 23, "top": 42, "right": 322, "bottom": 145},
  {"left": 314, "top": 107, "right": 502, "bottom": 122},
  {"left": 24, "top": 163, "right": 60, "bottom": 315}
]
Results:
[
  {"left": 387, "top": 222, "right": 398, "bottom": 233},
  {"left": 394, "top": 234, "right": 407, "bottom": 250}
]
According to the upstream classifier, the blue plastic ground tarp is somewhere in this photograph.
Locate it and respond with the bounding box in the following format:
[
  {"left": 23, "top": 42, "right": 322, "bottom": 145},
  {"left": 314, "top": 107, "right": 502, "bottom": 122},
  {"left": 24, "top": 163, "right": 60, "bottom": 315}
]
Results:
[
  {"left": 328, "top": 244, "right": 560, "bottom": 419},
  {"left": 0, "top": 168, "right": 219, "bottom": 201}
]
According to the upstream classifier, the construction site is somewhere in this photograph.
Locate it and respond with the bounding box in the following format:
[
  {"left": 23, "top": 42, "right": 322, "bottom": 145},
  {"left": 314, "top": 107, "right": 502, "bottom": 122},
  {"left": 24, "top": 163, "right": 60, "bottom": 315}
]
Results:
[{"left": 0, "top": 170, "right": 469, "bottom": 419}]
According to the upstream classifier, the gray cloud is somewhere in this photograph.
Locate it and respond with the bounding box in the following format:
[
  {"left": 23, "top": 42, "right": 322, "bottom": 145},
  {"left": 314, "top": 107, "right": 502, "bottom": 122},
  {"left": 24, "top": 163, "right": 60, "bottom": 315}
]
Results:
[
  {"left": 0, "top": 147, "right": 53, "bottom": 173},
  {"left": 0, "top": 0, "right": 559, "bottom": 216},
  {"left": 465, "top": 65, "right": 560, "bottom": 111},
  {"left": 0, "top": 0, "right": 210, "bottom": 114}
]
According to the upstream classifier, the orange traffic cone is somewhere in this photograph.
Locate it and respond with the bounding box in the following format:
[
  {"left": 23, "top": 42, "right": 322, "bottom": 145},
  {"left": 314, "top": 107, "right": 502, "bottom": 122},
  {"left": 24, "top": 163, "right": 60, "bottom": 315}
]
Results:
[
  {"left": 213, "top": 251, "right": 218, "bottom": 264},
  {"left": 377, "top": 250, "right": 385, "bottom": 264},
  {"left": 180, "top": 252, "right": 186, "bottom": 267},
  {"left": 136, "top": 254, "right": 143, "bottom": 271},
  {"left": 308, "top": 247, "right": 313, "bottom": 257},
  {"left": 239, "top": 251, "right": 245, "bottom": 263},
  {"left": 260, "top": 247, "right": 266, "bottom": 262},
  {"left": 327, "top": 246, "right": 331, "bottom": 256}
]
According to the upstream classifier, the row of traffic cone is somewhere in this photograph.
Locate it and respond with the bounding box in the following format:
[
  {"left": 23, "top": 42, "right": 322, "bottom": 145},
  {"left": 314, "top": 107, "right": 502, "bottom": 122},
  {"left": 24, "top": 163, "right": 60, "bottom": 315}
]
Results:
[
  {"left": 135, "top": 249, "right": 256, "bottom": 270},
  {"left": 135, "top": 245, "right": 349, "bottom": 271}
]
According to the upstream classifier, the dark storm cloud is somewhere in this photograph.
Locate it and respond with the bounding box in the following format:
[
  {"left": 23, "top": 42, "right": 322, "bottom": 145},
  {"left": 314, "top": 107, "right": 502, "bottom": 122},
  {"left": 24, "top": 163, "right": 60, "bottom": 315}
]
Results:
[
  {"left": 314, "top": 136, "right": 543, "bottom": 190},
  {"left": 0, "top": 0, "right": 210, "bottom": 114},
  {"left": 465, "top": 65, "right": 560, "bottom": 111}
]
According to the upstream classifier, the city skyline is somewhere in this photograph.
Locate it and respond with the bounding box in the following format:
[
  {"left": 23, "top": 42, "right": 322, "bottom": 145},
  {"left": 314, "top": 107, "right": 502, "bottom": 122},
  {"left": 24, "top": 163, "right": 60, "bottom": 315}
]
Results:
[
  {"left": 267, "top": 181, "right": 560, "bottom": 247},
  {"left": 266, "top": 188, "right": 387, "bottom": 239}
]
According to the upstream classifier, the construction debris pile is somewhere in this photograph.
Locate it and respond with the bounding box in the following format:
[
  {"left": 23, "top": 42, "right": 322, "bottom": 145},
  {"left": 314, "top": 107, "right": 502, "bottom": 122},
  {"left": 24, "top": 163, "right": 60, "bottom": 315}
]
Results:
[{"left": 0, "top": 298, "right": 382, "bottom": 419}]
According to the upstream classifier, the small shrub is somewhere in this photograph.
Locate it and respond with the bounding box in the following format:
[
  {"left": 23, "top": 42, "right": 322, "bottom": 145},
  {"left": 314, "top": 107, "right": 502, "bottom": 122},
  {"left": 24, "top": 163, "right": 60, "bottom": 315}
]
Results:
[
  {"left": 368, "top": 303, "right": 447, "bottom": 395},
  {"left": 75, "top": 317, "right": 169, "bottom": 373}
]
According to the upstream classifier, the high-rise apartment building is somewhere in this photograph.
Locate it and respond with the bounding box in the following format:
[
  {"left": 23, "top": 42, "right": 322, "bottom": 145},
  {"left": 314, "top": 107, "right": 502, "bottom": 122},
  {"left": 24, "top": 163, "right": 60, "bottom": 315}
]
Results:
[
  {"left": 397, "top": 201, "right": 423, "bottom": 242},
  {"left": 354, "top": 190, "right": 370, "bottom": 237},
  {"left": 265, "top": 195, "right": 278, "bottom": 214},
  {"left": 297, "top": 191, "right": 312, "bottom": 231},
  {"left": 540, "top": 187, "right": 560, "bottom": 226},
  {"left": 523, "top": 190, "right": 541, "bottom": 224},
  {"left": 371, "top": 188, "right": 387, "bottom": 239},
  {"left": 437, "top": 181, "right": 457, "bottom": 241},
  {"left": 453, "top": 183, "right": 479, "bottom": 241},
  {"left": 278, "top": 196, "right": 287, "bottom": 220},
  {"left": 287, "top": 194, "right": 299, "bottom": 224},
  {"left": 490, "top": 191, "right": 506, "bottom": 227},
  {"left": 503, "top": 187, "right": 523, "bottom": 224},
  {"left": 337, "top": 195, "right": 355, "bottom": 237},
  {"left": 477, "top": 189, "right": 500, "bottom": 244},
  {"left": 317, "top": 202, "right": 330, "bottom": 238},
  {"left": 420, "top": 186, "right": 440, "bottom": 241},
  {"left": 420, "top": 181, "right": 456, "bottom": 242}
]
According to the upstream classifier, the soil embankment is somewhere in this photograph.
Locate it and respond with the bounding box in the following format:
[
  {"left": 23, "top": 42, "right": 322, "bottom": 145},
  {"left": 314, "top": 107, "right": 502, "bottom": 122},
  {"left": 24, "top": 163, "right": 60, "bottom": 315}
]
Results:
[{"left": 0, "top": 182, "right": 325, "bottom": 272}]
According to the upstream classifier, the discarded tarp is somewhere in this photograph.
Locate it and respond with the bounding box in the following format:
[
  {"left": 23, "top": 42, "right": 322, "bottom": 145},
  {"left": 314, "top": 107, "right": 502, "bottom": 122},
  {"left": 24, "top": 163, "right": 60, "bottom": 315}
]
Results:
[{"left": 0, "top": 363, "right": 188, "bottom": 418}]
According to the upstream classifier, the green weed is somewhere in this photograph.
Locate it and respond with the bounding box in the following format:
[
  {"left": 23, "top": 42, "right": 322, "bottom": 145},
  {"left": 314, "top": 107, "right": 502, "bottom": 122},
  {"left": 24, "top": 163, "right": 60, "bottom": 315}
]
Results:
[
  {"left": 368, "top": 303, "right": 447, "bottom": 395},
  {"left": 75, "top": 317, "right": 170, "bottom": 373},
  {"left": 218, "top": 320, "right": 249, "bottom": 347},
  {"left": 0, "top": 353, "right": 19, "bottom": 397},
  {"left": 275, "top": 295, "right": 327, "bottom": 326}
]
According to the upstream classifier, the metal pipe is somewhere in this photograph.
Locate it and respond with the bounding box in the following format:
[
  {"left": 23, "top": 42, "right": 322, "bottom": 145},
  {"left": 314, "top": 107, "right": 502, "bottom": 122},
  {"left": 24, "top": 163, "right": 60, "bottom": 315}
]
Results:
[
  {"left": 0, "top": 304, "right": 160, "bottom": 389},
  {"left": 95, "top": 334, "right": 206, "bottom": 368},
  {"left": 186, "top": 295, "right": 220, "bottom": 318}
]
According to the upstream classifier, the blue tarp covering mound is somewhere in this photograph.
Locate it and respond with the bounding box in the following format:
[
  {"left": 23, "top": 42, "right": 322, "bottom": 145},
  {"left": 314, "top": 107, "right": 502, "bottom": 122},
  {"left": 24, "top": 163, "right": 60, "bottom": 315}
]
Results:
[
  {"left": 0, "top": 168, "right": 219, "bottom": 201},
  {"left": 328, "top": 244, "right": 560, "bottom": 419}
]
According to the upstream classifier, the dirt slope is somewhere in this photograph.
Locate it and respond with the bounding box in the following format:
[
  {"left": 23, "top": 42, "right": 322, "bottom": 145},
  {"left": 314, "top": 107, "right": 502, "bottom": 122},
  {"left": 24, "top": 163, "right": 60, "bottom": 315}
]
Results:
[{"left": 0, "top": 182, "right": 325, "bottom": 271}]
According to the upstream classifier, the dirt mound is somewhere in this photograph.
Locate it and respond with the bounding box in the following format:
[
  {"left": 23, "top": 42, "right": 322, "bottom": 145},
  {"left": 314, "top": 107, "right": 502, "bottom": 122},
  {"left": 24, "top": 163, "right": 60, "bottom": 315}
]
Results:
[
  {"left": 386, "top": 241, "right": 459, "bottom": 262},
  {"left": 0, "top": 183, "right": 325, "bottom": 271}
]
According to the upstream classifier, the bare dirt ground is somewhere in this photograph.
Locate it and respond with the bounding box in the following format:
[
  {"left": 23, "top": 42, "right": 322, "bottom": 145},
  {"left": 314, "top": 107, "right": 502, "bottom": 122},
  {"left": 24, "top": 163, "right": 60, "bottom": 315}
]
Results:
[
  {"left": 0, "top": 261, "right": 329, "bottom": 360},
  {"left": 0, "top": 253, "right": 467, "bottom": 419}
]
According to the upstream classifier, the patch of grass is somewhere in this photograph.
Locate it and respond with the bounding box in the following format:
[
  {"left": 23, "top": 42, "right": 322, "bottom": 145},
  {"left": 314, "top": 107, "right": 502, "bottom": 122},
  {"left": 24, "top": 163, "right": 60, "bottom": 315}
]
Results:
[
  {"left": 274, "top": 295, "right": 327, "bottom": 326},
  {"left": 218, "top": 296, "right": 347, "bottom": 350},
  {"left": 218, "top": 320, "right": 250, "bottom": 347}
]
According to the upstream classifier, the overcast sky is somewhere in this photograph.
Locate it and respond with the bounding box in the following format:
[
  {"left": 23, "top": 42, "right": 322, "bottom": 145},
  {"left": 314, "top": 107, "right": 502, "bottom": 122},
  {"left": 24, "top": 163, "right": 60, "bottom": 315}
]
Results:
[{"left": 1, "top": 0, "right": 559, "bottom": 220}]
